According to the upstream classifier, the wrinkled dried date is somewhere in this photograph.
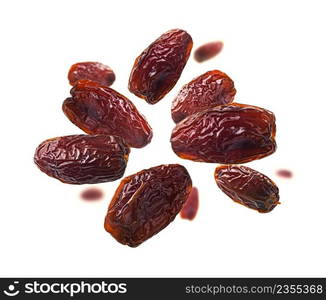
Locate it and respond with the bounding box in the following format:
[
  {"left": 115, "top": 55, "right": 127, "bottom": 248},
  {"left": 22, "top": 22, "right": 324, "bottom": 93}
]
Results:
[
  {"left": 104, "top": 164, "right": 192, "bottom": 247},
  {"left": 180, "top": 187, "right": 199, "bottom": 220},
  {"left": 194, "top": 41, "right": 223, "bottom": 62},
  {"left": 215, "top": 165, "right": 280, "bottom": 213},
  {"left": 128, "top": 29, "right": 193, "bottom": 104},
  {"left": 34, "top": 135, "right": 129, "bottom": 184},
  {"left": 171, "top": 103, "right": 276, "bottom": 164},
  {"left": 171, "top": 70, "right": 236, "bottom": 123},
  {"left": 63, "top": 80, "right": 153, "bottom": 148},
  {"left": 68, "top": 62, "right": 115, "bottom": 86}
]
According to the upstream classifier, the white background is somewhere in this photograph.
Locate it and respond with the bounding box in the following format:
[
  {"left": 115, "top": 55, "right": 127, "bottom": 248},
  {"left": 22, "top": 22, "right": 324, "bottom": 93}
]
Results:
[{"left": 0, "top": 0, "right": 325, "bottom": 277}]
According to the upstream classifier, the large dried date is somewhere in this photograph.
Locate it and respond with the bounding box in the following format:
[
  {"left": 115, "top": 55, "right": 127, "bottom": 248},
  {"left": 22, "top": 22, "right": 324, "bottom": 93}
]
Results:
[
  {"left": 68, "top": 62, "right": 115, "bottom": 86},
  {"left": 128, "top": 29, "right": 193, "bottom": 104},
  {"left": 62, "top": 80, "right": 153, "bottom": 148},
  {"left": 104, "top": 164, "right": 192, "bottom": 247},
  {"left": 34, "top": 135, "right": 130, "bottom": 184},
  {"left": 214, "top": 165, "right": 280, "bottom": 213},
  {"left": 171, "top": 70, "right": 236, "bottom": 123},
  {"left": 171, "top": 103, "right": 276, "bottom": 164}
]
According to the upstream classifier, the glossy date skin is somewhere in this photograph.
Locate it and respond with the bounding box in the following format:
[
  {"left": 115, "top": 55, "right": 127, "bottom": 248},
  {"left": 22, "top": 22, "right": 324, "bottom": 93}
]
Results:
[
  {"left": 215, "top": 165, "right": 280, "bottom": 213},
  {"left": 194, "top": 41, "right": 223, "bottom": 62},
  {"left": 34, "top": 135, "right": 130, "bottom": 184},
  {"left": 129, "top": 29, "right": 193, "bottom": 104},
  {"left": 171, "top": 70, "right": 236, "bottom": 123},
  {"left": 68, "top": 62, "right": 115, "bottom": 86},
  {"left": 63, "top": 80, "right": 153, "bottom": 148},
  {"left": 104, "top": 164, "right": 192, "bottom": 247},
  {"left": 171, "top": 103, "right": 276, "bottom": 164}
]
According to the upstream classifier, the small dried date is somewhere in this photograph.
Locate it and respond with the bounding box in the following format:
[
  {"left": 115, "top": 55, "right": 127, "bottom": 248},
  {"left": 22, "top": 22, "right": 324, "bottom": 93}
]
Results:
[
  {"left": 68, "top": 62, "right": 115, "bottom": 86},
  {"left": 194, "top": 41, "right": 223, "bottom": 62},
  {"left": 276, "top": 169, "right": 293, "bottom": 179},
  {"left": 34, "top": 135, "right": 130, "bottom": 184},
  {"left": 128, "top": 29, "right": 193, "bottom": 104},
  {"left": 215, "top": 165, "right": 280, "bottom": 213},
  {"left": 171, "top": 70, "right": 236, "bottom": 123},
  {"left": 63, "top": 80, "right": 153, "bottom": 148},
  {"left": 171, "top": 103, "right": 276, "bottom": 164},
  {"left": 80, "top": 187, "right": 104, "bottom": 201},
  {"left": 180, "top": 187, "right": 199, "bottom": 220},
  {"left": 104, "top": 164, "right": 192, "bottom": 247}
]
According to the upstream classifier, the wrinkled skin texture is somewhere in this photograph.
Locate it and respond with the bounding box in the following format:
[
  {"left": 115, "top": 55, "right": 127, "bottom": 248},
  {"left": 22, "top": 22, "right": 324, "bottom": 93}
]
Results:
[
  {"left": 171, "top": 70, "right": 236, "bottom": 123},
  {"left": 180, "top": 187, "right": 199, "bottom": 220},
  {"left": 68, "top": 62, "right": 115, "bottom": 86},
  {"left": 63, "top": 80, "right": 153, "bottom": 148},
  {"left": 129, "top": 29, "right": 193, "bottom": 104},
  {"left": 215, "top": 165, "right": 280, "bottom": 213},
  {"left": 171, "top": 103, "right": 276, "bottom": 164},
  {"left": 34, "top": 135, "right": 130, "bottom": 184},
  {"left": 194, "top": 41, "right": 223, "bottom": 62},
  {"left": 104, "top": 164, "right": 192, "bottom": 247}
]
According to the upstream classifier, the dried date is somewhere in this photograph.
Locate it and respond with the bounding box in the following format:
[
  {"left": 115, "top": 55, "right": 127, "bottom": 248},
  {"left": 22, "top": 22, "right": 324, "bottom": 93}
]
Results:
[
  {"left": 68, "top": 62, "right": 115, "bottom": 86},
  {"left": 104, "top": 164, "right": 192, "bottom": 247},
  {"left": 128, "top": 29, "right": 193, "bottom": 104},
  {"left": 34, "top": 135, "right": 130, "bottom": 184},
  {"left": 63, "top": 80, "right": 153, "bottom": 148},
  {"left": 180, "top": 187, "right": 199, "bottom": 220},
  {"left": 171, "top": 103, "right": 276, "bottom": 164},
  {"left": 171, "top": 70, "right": 236, "bottom": 123},
  {"left": 214, "top": 165, "right": 280, "bottom": 213},
  {"left": 276, "top": 169, "right": 293, "bottom": 179},
  {"left": 80, "top": 187, "right": 104, "bottom": 201},
  {"left": 194, "top": 41, "right": 223, "bottom": 62}
]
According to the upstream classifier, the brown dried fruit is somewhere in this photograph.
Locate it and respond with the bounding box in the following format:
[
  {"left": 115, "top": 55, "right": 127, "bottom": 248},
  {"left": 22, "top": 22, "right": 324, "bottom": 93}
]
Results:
[
  {"left": 63, "top": 80, "right": 153, "bottom": 148},
  {"left": 276, "top": 169, "right": 293, "bottom": 179},
  {"left": 180, "top": 187, "right": 199, "bottom": 220},
  {"left": 171, "top": 70, "right": 236, "bottom": 123},
  {"left": 171, "top": 103, "right": 276, "bottom": 164},
  {"left": 104, "top": 164, "right": 192, "bottom": 247},
  {"left": 194, "top": 41, "right": 223, "bottom": 62},
  {"left": 80, "top": 187, "right": 104, "bottom": 201},
  {"left": 215, "top": 165, "right": 280, "bottom": 213},
  {"left": 68, "top": 62, "right": 115, "bottom": 86},
  {"left": 34, "top": 135, "right": 129, "bottom": 184},
  {"left": 128, "top": 29, "right": 193, "bottom": 104}
]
